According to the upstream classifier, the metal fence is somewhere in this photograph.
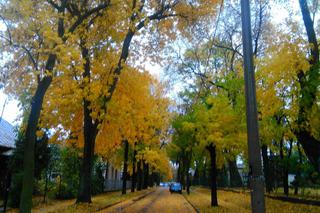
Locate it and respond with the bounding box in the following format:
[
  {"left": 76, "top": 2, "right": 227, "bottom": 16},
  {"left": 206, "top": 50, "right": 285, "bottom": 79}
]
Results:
[{"left": 104, "top": 180, "right": 132, "bottom": 192}]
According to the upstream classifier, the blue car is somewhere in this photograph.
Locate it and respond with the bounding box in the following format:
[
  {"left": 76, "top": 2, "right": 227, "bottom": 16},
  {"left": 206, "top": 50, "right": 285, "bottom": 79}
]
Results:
[{"left": 169, "top": 182, "right": 182, "bottom": 194}]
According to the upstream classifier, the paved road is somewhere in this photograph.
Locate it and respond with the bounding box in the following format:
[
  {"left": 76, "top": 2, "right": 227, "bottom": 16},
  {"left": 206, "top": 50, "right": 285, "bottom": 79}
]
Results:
[{"left": 100, "top": 187, "right": 196, "bottom": 213}]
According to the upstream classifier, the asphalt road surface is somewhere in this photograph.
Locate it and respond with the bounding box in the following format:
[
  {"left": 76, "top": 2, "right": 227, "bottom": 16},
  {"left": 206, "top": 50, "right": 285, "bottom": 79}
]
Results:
[{"left": 100, "top": 187, "right": 196, "bottom": 213}]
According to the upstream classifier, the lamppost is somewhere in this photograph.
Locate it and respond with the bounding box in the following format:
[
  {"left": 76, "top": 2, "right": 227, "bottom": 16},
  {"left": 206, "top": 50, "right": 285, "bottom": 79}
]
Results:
[{"left": 240, "top": 0, "right": 265, "bottom": 212}]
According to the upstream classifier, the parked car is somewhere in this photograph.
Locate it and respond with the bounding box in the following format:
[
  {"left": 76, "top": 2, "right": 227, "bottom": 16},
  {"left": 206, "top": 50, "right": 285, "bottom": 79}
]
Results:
[{"left": 169, "top": 182, "right": 182, "bottom": 194}]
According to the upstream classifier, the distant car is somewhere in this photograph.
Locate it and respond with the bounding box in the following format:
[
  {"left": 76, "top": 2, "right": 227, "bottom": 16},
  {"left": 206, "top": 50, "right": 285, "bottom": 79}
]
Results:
[
  {"left": 160, "top": 182, "right": 169, "bottom": 187},
  {"left": 169, "top": 182, "right": 182, "bottom": 194}
]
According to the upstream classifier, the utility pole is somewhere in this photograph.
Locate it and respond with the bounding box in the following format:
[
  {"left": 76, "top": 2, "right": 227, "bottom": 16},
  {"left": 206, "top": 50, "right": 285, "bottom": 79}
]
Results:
[{"left": 240, "top": 0, "right": 265, "bottom": 212}]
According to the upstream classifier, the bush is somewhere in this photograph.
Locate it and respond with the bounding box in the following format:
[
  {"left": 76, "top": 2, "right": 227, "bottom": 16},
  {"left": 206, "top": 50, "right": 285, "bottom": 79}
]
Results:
[
  {"left": 54, "top": 145, "right": 81, "bottom": 199},
  {"left": 91, "top": 159, "right": 105, "bottom": 195},
  {"left": 8, "top": 172, "right": 23, "bottom": 207}
]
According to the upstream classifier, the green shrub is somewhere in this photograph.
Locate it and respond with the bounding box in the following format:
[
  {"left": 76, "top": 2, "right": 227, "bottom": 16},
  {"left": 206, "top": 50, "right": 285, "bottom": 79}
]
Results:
[{"left": 54, "top": 145, "right": 81, "bottom": 199}]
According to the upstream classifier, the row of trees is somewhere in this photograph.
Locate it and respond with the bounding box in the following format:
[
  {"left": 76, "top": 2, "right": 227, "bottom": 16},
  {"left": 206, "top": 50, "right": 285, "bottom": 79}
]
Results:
[
  {"left": 166, "top": 0, "right": 320, "bottom": 207},
  {"left": 1, "top": 0, "right": 222, "bottom": 211},
  {"left": 4, "top": 64, "right": 173, "bottom": 208},
  {"left": 1, "top": 0, "right": 320, "bottom": 211}
]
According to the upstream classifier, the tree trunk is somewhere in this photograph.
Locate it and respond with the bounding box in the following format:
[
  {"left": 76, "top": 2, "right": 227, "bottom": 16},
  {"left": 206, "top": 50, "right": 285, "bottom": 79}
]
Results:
[
  {"left": 122, "top": 140, "right": 129, "bottom": 195},
  {"left": 43, "top": 167, "right": 49, "bottom": 203},
  {"left": 294, "top": 142, "right": 303, "bottom": 195},
  {"left": 193, "top": 161, "right": 200, "bottom": 186},
  {"left": 186, "top": 164, "right": 190, "bottom": 194},
  {"left": 181, "top": 153, "right": 188, "bottom": 190},
  {"left": 228, "top": 159, "right": 243, "bottom": 187},
  {"left": 279, "top": 138, "right": 289, "bottom": 196},
  {"left": 180, "top": 155, "right": 186, "bottom": 190},
  {"left": 103, "top": 161, "right": 108, "bottom": 191},
  {"left": 76, "top": 105, "right": 98, "bottom": 203},
  {"left": 58, "top": 175, "right": 62, "bottom": 198},
  {"left": 186, "top": 151, "right": 192, "bottom": 195},
  {"left": 149, "top": 172, "right": 154, "bottom": 187},
  {"left": 19, "top": 70, "right": 54, "bottom": 213},
  {"left": 143, "top": 162, "right": 149, "bottom": 189},
  {"left": 201, "top": 160, "right": 207, "bottom": 186},
  {"left": 19, "top": 11, "right": 67, "bottom": 210},
  {"left": 3, "top": 171, "right": 11, "bottom": 213},
  {"left": 299, "top": 0, "right": 319, "bottom": 65},
  {"left": 146, "top": 164, "right": 149, "bottom": 187},
  {"left": 131, "top": 149, "right": 137, "bottom": 192},
  {"left": 296, "top": 131, "right": 320, "bottom": 172},
  {"left": 17, "top": 3, "right": 113, "bottom": 210},
  {"left": 262, "top": 145, "right": 272, "bottom": 193},
  {"left": 156, "top": 173, "right": 160, "bottom": 186},
  {"left": 285, "top": 140, "right": 293, "bottom": 196},
  {"left": 297, "top": 0, "right": 320, "bottom": 173},
  {"left": 105, "top": 161, "right": 109, "bottom": 180},
  {"left": 207, "top": 144, "right": 218, "bottom": 207},
  {"left": 177, "top": 158, "right": 181, "bottom": 184},
  {"left": 76, "top": 43, "right": 99, "bottom": 203},
  {"left": 137, "top": 160, "right": 142, "bottom": 191},
  {"left": 283, "top": 168, "right": 289, "bottom": 196}
]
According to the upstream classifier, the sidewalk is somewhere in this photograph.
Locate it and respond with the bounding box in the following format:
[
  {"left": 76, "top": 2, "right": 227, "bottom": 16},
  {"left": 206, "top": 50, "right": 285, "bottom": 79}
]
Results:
[{"left": 6, "top": 189, "right": 153, "bottom": 213}]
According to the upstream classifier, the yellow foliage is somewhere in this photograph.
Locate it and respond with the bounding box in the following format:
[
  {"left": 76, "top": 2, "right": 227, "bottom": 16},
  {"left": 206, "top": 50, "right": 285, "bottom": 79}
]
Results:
[{"left": 137, "top": 148, "right": 173, "bottom": 179}]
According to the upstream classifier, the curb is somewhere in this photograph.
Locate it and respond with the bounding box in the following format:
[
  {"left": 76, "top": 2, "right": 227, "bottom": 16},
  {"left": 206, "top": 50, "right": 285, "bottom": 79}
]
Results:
[
  {"left": 182, "top": 193, "right": 200, "bottom": 213},
  {"left": 267, "top": 195, "right": 320, "bottom": 206},
  {"left": 96, "top": 189, "right": 156, "bottom": 212},
  {"left": 132, "top": 190, "right": 155, "bottom": 202},
  {"left": 220, "top": 187, "right": 320, "bottom": 207}
]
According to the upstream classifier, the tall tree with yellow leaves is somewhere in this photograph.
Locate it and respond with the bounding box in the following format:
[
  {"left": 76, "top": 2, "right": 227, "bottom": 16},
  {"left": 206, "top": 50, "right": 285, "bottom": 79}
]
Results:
[
  {"left": 0, "top": 1, "right": 110, "bottom": 211},
  {"left": 1, "top": 0, "right": 219, "bottom": 205},
  {"left": 40, "top": 66, "right": 171, "bottom": 197},
  {"left": 70, "top": 0, "right": 219, "bottom": 203},
  {"left": 170, "top": 88, "right": 246, "bottom": 206}
]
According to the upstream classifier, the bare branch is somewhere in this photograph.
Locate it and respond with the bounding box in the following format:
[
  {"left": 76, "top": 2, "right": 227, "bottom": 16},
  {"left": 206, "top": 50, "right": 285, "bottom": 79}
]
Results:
[
  {"left": 0, "top": 15, "right": 12, "bottom": 45},
  {"left": 0, "top": 15, "right": 38, "bottom": 71},
  {"left": 213, "top": 42, "right": 243, "bottom": 57}
]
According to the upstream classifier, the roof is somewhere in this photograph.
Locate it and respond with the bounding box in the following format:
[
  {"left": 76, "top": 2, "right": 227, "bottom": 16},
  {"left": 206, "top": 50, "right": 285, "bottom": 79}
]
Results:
[{"left": 0, "top": 118, "right": 16, "bottom": 149}]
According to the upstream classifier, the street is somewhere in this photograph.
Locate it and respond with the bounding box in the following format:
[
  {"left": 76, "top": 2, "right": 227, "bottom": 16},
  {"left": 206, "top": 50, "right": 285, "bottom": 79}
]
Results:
[{"left": 99, "top": 187, "right": 196, "bottom": 213}]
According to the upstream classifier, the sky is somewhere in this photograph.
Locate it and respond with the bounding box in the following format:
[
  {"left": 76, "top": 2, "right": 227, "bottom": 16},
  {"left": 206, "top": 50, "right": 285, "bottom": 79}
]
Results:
[
  {"left": 0, "top": 89, "right": 20, "bottom": 125},
  {"left": 0, "top": 0, "right": 303, "bottom": 125}
]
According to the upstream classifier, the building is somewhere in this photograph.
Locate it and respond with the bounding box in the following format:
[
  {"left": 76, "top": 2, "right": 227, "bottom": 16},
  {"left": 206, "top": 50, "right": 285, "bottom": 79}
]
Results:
[
  {"left": 103, "top": 163, "right": 131, "bottom": 191},
  {"left": 0, "top": 118, "right": 15, "bottom": 209},
  {"left": 0, "top": 118, "right": 15, "bottom": 155}
]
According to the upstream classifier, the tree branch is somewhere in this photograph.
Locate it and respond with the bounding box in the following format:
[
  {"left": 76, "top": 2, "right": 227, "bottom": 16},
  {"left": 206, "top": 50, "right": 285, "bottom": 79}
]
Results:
[
  {"left": 47, "top": 0, "right": 60, "bottom": 10},
  {"left": 68, "top": 1, "right": 110, "bottom": 34}
]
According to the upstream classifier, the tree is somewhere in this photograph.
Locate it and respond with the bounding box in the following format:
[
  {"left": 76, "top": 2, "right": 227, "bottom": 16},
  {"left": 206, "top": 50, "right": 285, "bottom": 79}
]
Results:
[
  {"left": 169, "top": 89, "right": 246, "bottom": 206},
  {"left": 0, "top": 1, "right": 110, "bottom": 211},
  {"left": 53, "top": 0, "right": 219, "bottom": 203},
  {"left": 296, "top": 0, "right": 320, "bottom": 172},
  {"left": 195, "top": 94, "right": 245, "bottom": 206},
  {"left": 168, "top": 110, "right": 197, "bottom": 193},
  {"left": 38, "top": 1, "right": 219, "bottom": 202},
  {"left": 122, "top": 140, "right": 129, "bottom": 195},
  {"left": 41, "top": 64, "right": 171, "bottom": 195},
  {"left": 9, "top": 129, "right": 49, "bottom": 208}
]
